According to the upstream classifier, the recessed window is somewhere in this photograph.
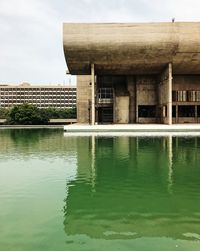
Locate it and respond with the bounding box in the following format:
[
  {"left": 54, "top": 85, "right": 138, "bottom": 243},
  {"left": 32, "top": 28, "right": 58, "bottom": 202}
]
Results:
[
  {"left": 138, "top": 105, "right": 156, "bottom": 118},
  {"left": 178, "top": 106, "right": 195, "bottom": 117},
  {"left": 172, "top": 106, "right": 176, "bottom": 117}
]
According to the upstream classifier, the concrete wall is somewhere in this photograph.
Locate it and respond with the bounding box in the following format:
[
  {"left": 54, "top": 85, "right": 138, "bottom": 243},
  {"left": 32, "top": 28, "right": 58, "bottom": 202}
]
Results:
[
  {"left": 173, "top": 75, "right": 200, "bottom": 90},
  {"left": 158, "top": 64, "right": 172, "bottom": 124},
  {"left": 136, "top": 76, "right": 157, "bottom": 105},
  {"left": 77, "top": 75, "right": 91, "bottom": 123},
  {"left": 114, "top": 96, "right": 129, "bottom": 124},
  {"left": 136, "top": 75, "right": 157, "bottom": 123}
]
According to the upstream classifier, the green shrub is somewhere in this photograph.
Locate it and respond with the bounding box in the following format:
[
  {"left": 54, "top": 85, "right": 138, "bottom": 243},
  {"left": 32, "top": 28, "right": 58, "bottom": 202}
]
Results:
[
  {"left": 0, "top": 108, "right": 9, "bottom": 119},
  {"left": 45, "top": 107, "right": 77, "bottom": 119},
  {"left": 5, "top": 104, "right": 77, "bottom": 125},
  {"left": 8, "top": 104, "right": 49, "bottom": 125}
]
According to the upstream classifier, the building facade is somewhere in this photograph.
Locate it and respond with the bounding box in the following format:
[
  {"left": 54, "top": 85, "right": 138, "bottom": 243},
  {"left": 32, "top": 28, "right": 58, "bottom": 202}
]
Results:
[
  {"left": 63, "top": 23, "right": 200, "bottom": 124},
  {"left": 0, "top": 83, "right": 76, "bottom": 109}
]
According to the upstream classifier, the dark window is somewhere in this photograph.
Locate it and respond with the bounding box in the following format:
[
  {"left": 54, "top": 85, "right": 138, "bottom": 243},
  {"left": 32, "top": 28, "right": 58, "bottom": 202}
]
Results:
[
  {"left": 178, "top": 105, "right": 195, "bottom": 117},
  {"left": 198, "top": 106, "right": 200, "bottom": 117},
  {"left": 172, "top": 91, "right": 177, "bottom": 102},
  {"left": 138, "top": 105, "right": 156, "bottom": 118},
  {"left": 172, "top": 106, "right": 176, "bottom": 117}
]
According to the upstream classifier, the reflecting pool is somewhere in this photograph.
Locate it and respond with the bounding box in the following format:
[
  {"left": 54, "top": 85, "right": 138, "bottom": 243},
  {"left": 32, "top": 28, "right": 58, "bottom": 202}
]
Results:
[{"left": 0, "top": 129, "right": 200, "bottom": 251}]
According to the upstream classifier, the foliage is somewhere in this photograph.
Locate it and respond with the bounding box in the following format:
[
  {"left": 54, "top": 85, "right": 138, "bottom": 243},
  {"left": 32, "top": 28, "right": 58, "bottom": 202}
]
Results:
[
  {"left": 2, "top": 104, "right": 77, "bottom": 125},
  {"left": 0, "top": 108, "right": 9, "bottom": 119},
  {"left": 45, "top": 107, "right": 77, "bottom": 119},
  {"left": 8, "top": 104, "right": 49, "bottom": 125}
]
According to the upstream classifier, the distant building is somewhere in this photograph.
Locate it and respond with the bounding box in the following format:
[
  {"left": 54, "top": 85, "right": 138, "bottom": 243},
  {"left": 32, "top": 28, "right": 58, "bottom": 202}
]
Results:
[
  {"left": 0, "top": 83, "right": 76, "bottom": 109},
  {"left": 63, "top": 22, "right": 200, "bottom": 124}
]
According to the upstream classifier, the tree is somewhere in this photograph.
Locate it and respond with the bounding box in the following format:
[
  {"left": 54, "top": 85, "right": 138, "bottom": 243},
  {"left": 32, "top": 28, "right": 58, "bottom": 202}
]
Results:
[
  {"left": 8, "top": 104, "right": 49, "bottom": 125},
  {"left": 45, "top": 107, "right": 77, "bottom": 119},
  {"left": 0, "top": 108, "right": 9, "bottom": 119}
]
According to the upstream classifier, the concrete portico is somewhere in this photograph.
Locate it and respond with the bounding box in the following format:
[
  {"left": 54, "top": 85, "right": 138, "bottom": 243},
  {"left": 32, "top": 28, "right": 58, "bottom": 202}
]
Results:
[{"left": 63, "top": 22, "right": 200, "bottom": 125}]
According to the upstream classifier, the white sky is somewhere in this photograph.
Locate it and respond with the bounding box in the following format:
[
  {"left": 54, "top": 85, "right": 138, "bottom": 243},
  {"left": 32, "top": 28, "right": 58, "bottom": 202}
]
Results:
[{"left": 0, "top": 0, "right": 200, "bottom": 85}]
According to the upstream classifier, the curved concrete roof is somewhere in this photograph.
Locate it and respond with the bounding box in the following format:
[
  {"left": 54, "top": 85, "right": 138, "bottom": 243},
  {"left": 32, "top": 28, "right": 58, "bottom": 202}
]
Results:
[{"left": 63, "top": 22, "right": 200, "bottom": 75}]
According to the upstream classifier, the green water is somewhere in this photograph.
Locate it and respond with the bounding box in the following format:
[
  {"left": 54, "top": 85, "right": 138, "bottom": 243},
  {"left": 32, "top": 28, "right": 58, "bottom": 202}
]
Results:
[{"left": 0, "top": 129, "right": 200, "bottom": 251}]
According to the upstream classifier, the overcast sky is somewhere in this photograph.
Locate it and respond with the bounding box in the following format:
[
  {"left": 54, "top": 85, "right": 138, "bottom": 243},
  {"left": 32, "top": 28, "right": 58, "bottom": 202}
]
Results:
[{"left": 0, "top": 0, "right": 200, "bottom": 85}]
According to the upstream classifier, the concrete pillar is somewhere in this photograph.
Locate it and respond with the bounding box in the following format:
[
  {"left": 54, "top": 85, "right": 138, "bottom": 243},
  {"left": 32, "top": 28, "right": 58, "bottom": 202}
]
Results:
[
  {"left": 127, "top": 76, "right": 136, "bottom": 123},
  {"left": 135, "top": 77, "right": 138, "bottom": 123},
  {"left": 195, "top": 105, "right": 198, "bottom": 122},
  {"left": 159, "top": 63, "right": 173, "bottom": 125},
  {"left": 77, "top": 75, "right": 91, "bottom": 124},
  {"left": 168, "top": 63, "right": 172, "bottom": 125},
  {"left": 91, "top": 64, "right": 95, "bottom": 125},
  {"left": 176, "top": 105, "right": 178, "bottom": 124}
]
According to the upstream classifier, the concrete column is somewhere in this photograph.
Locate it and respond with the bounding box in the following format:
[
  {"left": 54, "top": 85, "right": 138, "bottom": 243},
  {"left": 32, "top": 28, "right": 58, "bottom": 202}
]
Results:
[
  {"left": 195, "top": 105, "right": 198, "bottom": 122},
  {"left": 159, "top": 63, "right": 173, "bottom": 124},
  {"left": 168, "top": 63, "right": 172, "bottom": 125},
  {"left": 127, "top": 76, "right": 136, "bottom": 123},
  {"left": 176, "top": 105, "right": 178, "bottom": 124},
  {"left": 91, "top": 63, "right": 95, "bottom": 125},
  {"left": 76, "top": 75, "right": 91, "bottom": 123},
  {"left": 135, "top": 77, "right": 138, "bottom": 123}
]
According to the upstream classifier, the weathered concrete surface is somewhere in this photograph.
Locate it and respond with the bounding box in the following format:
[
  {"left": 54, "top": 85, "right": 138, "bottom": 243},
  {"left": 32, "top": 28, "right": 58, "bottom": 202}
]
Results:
[
  {"left": 63, "top": 22, "right": 200, "bottom": 75},
  {"left": 114, "top": 96, "right": 129, "bottom": 123},
  {"left": 173, "top": 75, "right": 200, "bottom": 90},
  {"left": 127, "top": 76, "right": 136, "bottom": 123},
  {"left": 136, "top": 76, "right": 157, "bottom": 105},
  {"left": 158, "top": 63, "right": 172, "bottom": 124},
  {"left": 76, "top": 75, "right": 91, "bottom": 123}
]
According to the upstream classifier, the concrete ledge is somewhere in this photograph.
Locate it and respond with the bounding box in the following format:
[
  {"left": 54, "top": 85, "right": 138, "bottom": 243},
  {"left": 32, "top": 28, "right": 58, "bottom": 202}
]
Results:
[
  {"left": 64, "top": 124, "right": 200, "bottom": 134},
  {"left": 49, "top": 119, "right": 77, "bottom": 124}
]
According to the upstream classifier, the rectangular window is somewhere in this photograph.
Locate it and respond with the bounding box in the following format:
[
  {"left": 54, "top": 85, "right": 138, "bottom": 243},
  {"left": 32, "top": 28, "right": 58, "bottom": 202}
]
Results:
[
  {"left": 196, "top": 91, "right": 200, "bottom": 102},
  {"left": 138, "top": 105, "right": 156, "bottom": 118},
  {"left": 98, "top": 88, "right": 113, "bottom": 99},
  {"left": 187, "top": 91, "right": 196, "bottom": 102},
  {"left": 197, "top": 106, "right": 200, "bottom": 117},
  {"left": 178, "top": 105, "right": 195, "bottom": 117}
]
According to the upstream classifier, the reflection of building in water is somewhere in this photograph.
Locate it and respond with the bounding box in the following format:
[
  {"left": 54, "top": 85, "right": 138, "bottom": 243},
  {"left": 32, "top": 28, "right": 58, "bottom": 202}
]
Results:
[{"left": 64, "top": 136, "right": 200, "bottom": 240}]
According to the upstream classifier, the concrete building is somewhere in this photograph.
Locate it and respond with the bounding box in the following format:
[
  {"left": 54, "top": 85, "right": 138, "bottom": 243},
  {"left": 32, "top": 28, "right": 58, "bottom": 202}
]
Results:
[
  {"left": 0, "top": 83, "right": 76, "bottom": 109},
  {"left": 63, "top": 22, "right": 200, "bottom": 124}
]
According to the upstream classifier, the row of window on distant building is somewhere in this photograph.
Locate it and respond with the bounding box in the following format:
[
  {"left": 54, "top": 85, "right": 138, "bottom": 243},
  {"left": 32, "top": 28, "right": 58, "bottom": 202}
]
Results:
[{"left": 0, "top": 84, "right": 76, "bottom": 109}]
